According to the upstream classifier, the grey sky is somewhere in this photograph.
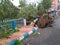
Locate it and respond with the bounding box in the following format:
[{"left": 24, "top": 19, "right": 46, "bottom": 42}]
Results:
[{"left": 11, "top": 0, "right": 42, "bottom": 7}]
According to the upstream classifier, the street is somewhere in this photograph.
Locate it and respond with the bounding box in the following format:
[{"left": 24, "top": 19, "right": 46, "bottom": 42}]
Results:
[{"left": 24, "top": 16, "right": 60, "bottom": 45}]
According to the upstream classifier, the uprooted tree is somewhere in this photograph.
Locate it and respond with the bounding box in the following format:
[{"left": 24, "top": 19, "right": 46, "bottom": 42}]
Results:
[{"left": 36, "top": 0, "right": 53, "bottom": 28}]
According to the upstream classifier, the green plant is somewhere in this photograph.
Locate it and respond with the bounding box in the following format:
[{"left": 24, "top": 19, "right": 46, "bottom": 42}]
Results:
[
  {"left": 0, "top": 26, "right": 19, "bottom": 38},
  {"left": 7, "top": 30, "right": 15, "bottom": 35},
  {"left": 0, "top": 29, "right": 9, "bottom": 38},
  {"left": 15, "top": 39, "right": 23, "bottom": 45},
  {"left": 33, "top": 31, "right": 40, "bottom": 37}
]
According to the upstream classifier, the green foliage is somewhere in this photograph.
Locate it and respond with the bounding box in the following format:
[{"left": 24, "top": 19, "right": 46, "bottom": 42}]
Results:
[
  {"left": 15, "top": 39, "right": 23, "bottom": 45},
  {"left": 18, "top": 1, "right": 38, "bottom": 21},
  {"left": 0, "top": 27, "right": 18, "bottom": 38},
  {"left": 42, "top": 0, "right": 51, "bottom": 11},
  {"left": 0, "top": 0, "right": 52, "bottom": 22},
  {"left": 37, "top": 3, "right": 44, "bottom": 15},
  {"left": 42, "top": 0, "right": 52, "bottom": 13},
  {"left": 0, "top": 29, "right": 10, "bottom": 38},
  {"left": 19, "top": 0, "right": 26, "bottom": 7},
  {"left": 0, "top": 0, "right": 19, "bottom": 21},
  {"left": 37, "top": 0, "right": 52, "bottom": 14}
]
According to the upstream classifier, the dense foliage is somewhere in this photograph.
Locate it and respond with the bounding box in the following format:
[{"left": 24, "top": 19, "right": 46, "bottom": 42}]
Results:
[
  {"left": 18, "top": 0, "right": 38, "bottom": 21},
  {"left": 0, "top": 0, "right": 52, "bottom": 21},
  {"left": 0, "top": 0, "right": 19, "bottom": 21},
  {"left": 37, "top": 0, "right": 51, "bottom": 15}
]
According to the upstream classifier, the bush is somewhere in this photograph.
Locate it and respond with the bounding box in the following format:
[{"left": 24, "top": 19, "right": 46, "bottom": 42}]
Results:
[
  {"left": 15, "top": 39, "right": 23, "bottom": 45},
  {"left": 0, "top": 27, "right": 18, "bottom": 38}
]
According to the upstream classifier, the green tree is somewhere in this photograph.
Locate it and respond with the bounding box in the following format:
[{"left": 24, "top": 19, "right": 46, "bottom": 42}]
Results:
[
  {"left": 42, "top": 0, "right": 52, "bottom": 13},
  {"left": 19, "top": 0, "right": 26, "bottom": 7},
  {"left": 37, "top": 3, "right": 44, "bottom": 15},
  {"left": 26, "top": 4, "right": 38, "bottom": 21},
  {"left": 18, "top": 0, "right": 38, "bottom": 21},
  {"left": 37, "top": 0, "right": 51, "bottom": 14},
  {"left": 0, "top": 0, "right": 19, "bottom": 21},
  {"left": 17, "top": 0, "right": 27, "bottom": 18}
]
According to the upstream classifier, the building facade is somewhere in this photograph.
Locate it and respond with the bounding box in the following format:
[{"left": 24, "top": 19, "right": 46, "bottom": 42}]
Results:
[
  {"left": 57, "top": 0, "right": 60, "bottom": 15},
  {"left": 49, "top": 0, "right": 59, "bottom": 16}
]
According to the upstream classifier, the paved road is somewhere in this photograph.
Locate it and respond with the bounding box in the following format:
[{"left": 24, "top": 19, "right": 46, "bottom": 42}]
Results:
[{"left": 24, "top": 16, "right": 60, "bottom": 45}]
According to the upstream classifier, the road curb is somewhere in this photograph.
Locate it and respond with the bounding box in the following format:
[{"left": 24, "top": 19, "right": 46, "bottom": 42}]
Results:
[{"left": 8, "top": 27, "right": 38, "bottom": 45}]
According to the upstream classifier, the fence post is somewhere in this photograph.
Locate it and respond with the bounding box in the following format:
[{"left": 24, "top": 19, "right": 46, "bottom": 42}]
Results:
[
  {"left": 23, "top": 18, "right": 26, "bottom": 26},
  {"left": 11, "top": 20, "right": 16, "bottom": 30}
]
